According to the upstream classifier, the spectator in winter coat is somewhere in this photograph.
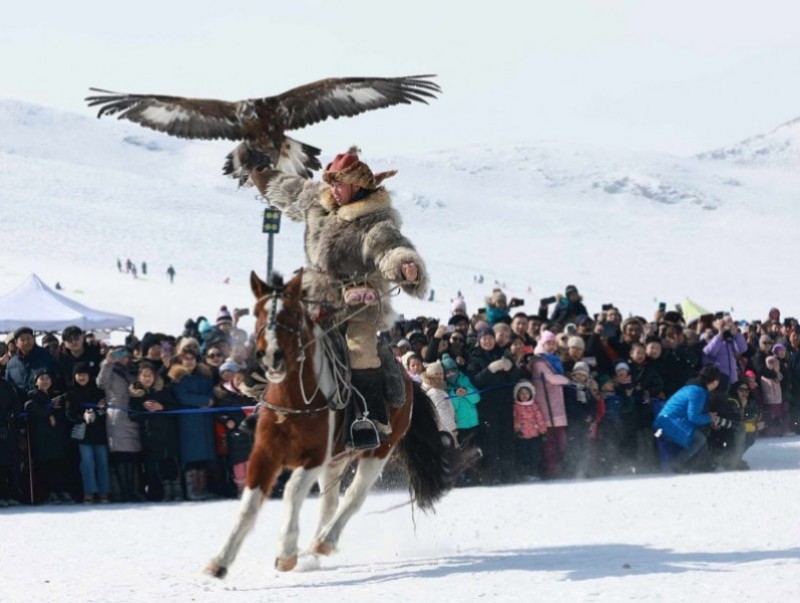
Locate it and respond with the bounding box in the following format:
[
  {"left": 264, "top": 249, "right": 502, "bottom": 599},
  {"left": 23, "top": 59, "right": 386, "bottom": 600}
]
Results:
[
  {"left": 485, "top": 289, "right": 511, "bottom": 326},
  {"left": 653, "top": 366, "right": 722, "bottom": 473},
  {"left": 661, "top": 326, "right": 702, "bottom": 397},
  {"left": 5, "top": 327, "right": 59, "bottom": 399},
  {"left": 420, "top": 360, "right": 458, "bottom": 438},
  {"left": 64, "top": 363, "right": 109, "bottom": 504},
  {"left": 628, "top": 342, "right": 663, "bottom": 472},
  {"left": 467, "top": 327, "right": 520, "bottom": 483},
  {"left": 563, "top": 361, "right": 598, "bottom": 477},
  {"left": 788, "top": 330, "right": 800, "bottom": 434},
  {"left": 760, "top": 355, "right": 785, "bottom": 436},
  {"left": 529, "top": 331, "right": 570, "bottom": 478},
  {"left": 706, "top": 385, "right": 750, "bottom": 471},
  {"left": 512, "top": 380, "right": 547, "bottom": 478},
  {"left": 97, "top": 347, "right": 142, "bottom": 502},
  {"left": 441, "top": 354, "right": 480, "bottom": 445},
  {"left": 0, "top": 377, "right": 22, "bottom": 506},
  {"left": 609, "top": 318, "right": 644, "bottom": 362},
  {"left": 702, "top": 318, "right": 747, "bottom": 388},
  {"left": 169, "top": 349, "right": 216, "bottom": 500},
  {"left": 211, "top": 368, "right": 253, "bottom": 497},
  {"left": 24, "top": 368, "right": 73, "bottom": 504},
  {"left": 549, "top": 285, "right": 589, "bottom": 328},
  {"left": 129, "top": 363, "right": 181, "bottom": 501},
  {"left": 58, "top": 325, "right": 103, "bottom": 385}
]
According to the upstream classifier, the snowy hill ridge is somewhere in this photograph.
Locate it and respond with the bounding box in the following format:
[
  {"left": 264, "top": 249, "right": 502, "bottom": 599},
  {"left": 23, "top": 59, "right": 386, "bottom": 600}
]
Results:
[
  {"left": 3, "top": 98, "right": 800, "bottom": 332},
  {"left": 697, "top": 115, "right": 800, "bottom": 168}
]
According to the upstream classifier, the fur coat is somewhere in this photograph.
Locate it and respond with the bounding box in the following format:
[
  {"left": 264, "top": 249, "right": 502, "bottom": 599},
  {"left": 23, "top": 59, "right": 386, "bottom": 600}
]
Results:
[{"left": 263, "top": 173, "right": 428, "bottom": 328}]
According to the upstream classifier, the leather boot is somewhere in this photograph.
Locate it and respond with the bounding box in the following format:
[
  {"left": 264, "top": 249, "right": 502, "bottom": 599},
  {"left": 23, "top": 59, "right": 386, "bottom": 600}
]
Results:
[{"left": 350, "top": 368, "right": 392, "bottom": 440}]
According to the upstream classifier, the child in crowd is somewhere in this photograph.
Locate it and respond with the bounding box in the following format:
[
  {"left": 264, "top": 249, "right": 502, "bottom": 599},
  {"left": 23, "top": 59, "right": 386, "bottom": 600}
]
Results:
[
  {"left": 442, "top": 354, "right": 481, "bottom": 446},
  {"left": 129, "top": 362, "right": 181, "bottom": 501},
  {"left": 512, "top": 380, "right": 547, "bottom": 479},
  {"left": 64, "top": 363, "right": 109, "bottom": 504},
  {"left": 214, "top": 366, "right": 254, "bottom": 496},
  {"left": 563, "top": 362, "right": 598, "bottom": 478},
  {"left": 401, "top": 351, "right": 424, "bottom": 383},
  {"left": 420, "top": 360, "right": 458, "bottom": 440},
  {"left": 24, "top": 368, "right": 73, "bottom": 504},
  {"left": 530, "top": 331, "right": 570, "bottom": 478},
  {"left": 760, "top": 356, "right": 785, "bottom": 436}
]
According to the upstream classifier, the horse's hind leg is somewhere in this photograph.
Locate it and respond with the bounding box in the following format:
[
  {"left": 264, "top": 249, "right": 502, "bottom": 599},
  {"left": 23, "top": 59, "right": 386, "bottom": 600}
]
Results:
[
  {"left": 312, "top": 457, "right": 348, "bottom": 543},
  {"left": 206, "top": 485, "right": 265, "bottom": 578},
  {"left": 275, "top": 466, "right": 322, "bottom": 571},
  {"left": 311, "top": 456, "right": 387, "bottom": 555}
]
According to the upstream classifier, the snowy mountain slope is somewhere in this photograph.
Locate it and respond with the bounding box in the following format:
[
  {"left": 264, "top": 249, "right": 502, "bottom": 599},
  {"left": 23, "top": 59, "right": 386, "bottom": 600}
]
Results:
[
  {"left": 697, "top": 115, "right": 800, "bottom": 168},
  {"left": 2, "top": 99, "right": 800, "bottom": 335}
]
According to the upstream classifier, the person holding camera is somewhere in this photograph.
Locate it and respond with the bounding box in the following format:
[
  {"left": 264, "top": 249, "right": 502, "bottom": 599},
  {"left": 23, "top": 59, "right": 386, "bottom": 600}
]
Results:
[
  {"left": 547, "top": 285, "right": 589, "bottom": 328},
  {"left": 702, "top": 316, "right": 747, "bottom": 390}
]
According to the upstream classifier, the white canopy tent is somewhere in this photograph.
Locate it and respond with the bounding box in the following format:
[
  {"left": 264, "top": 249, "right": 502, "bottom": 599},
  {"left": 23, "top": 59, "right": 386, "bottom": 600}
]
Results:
[{"left": 0, "top": 274, "right": 134, "bottom": 333}]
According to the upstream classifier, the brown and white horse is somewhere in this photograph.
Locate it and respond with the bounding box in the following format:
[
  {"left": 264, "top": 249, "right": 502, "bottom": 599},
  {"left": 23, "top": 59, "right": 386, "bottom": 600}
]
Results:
[{"left": 206, "top": 269, "right": 466, "bottom": 578}]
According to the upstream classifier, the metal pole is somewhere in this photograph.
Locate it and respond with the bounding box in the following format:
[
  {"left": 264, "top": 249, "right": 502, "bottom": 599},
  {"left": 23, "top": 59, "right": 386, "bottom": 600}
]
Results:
[{"left": 267, "top": 232, "right": 275, "bottom": 281}]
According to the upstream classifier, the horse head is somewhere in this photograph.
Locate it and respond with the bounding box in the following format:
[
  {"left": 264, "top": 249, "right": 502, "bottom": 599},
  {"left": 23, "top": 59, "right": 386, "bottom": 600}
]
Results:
[{"left": 250, "top": 268, "right": 306, "bottom": 383}]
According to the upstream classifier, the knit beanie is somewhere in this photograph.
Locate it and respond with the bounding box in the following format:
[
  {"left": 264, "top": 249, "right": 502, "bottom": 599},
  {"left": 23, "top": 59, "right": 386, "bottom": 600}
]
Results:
[
  {"left": 571, "top": 361, "right": 590, "bottom": 377},
  {"left": 216, "top": 306, "right": 233, "bottom": 326}
]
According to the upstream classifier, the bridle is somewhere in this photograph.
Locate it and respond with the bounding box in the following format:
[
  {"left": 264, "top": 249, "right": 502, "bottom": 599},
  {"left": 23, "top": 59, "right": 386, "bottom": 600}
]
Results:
[{"left": 253, "top": 287, "right": 327, "bottom": 414}]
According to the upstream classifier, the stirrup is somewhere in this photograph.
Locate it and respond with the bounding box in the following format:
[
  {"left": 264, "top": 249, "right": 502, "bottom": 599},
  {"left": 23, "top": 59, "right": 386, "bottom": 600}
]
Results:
[{"left": 348, "top": 418, "right": 381, "bottom": 451}]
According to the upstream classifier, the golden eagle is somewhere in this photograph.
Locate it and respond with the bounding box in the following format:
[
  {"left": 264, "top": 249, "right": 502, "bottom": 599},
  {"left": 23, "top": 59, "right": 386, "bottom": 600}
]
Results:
[{"left": 85, "top": 75, "right": 440, "bottom": 185}]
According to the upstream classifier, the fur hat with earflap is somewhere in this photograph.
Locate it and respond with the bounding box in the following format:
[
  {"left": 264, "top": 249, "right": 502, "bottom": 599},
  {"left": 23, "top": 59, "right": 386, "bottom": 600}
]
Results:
[
  {"left": 322, "top": 145, "right": 397, "bottom": 190},
  {"left": 513, "top": 380, "right": 536, "bottom": 405}
]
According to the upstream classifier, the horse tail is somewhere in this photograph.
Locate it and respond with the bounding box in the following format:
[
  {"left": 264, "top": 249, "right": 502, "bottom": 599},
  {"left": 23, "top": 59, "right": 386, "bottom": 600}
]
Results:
[{"left": 395, "top": 382, "right": 480, "bottom": 511}]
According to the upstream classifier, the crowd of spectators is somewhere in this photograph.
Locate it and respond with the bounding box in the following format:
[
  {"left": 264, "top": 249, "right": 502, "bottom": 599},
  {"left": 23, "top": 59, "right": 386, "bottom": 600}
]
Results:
[{"left": 0, "top": 284, "right": 797, "bottom": 506}]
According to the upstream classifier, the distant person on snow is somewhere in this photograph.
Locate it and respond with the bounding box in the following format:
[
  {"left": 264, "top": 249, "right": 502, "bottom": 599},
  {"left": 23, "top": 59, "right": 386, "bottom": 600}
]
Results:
[
  {"left": 141, "top": 261, "right": 147, "bottom": 276},
  {"left": 166, "top": 265, "right": 176, "bottom": 284},
  {"left": 117, "top": 259, "right": 123, "bottom": 273}
]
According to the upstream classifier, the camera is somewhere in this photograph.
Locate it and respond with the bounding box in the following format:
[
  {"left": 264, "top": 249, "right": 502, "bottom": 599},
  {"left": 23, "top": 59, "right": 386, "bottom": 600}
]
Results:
[
  {"left": 540, "top": 296, "right": 557, "bottom": 306},
  {"left": 509, "top": 297, "right": 525, "bottom": 308},
  {"left": 658, "top": 302, "right": 666, "bottom": 312},
  {"left": 721, "top": 324, "right": 733, "bottom": 341},
  {"left": 601, "top": 303, "right": 613, "bottom": 311}
]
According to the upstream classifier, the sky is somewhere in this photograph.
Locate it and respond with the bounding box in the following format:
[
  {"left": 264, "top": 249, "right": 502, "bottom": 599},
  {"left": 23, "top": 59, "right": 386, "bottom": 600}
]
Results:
[{"left": 3, "top": 0, "right": 800, "bottom": 157}]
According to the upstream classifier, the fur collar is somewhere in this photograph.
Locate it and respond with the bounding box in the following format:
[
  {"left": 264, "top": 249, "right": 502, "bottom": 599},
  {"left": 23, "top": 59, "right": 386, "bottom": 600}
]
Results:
[{"left": 318, "top": 187, "right": 392, "bottom": 221}]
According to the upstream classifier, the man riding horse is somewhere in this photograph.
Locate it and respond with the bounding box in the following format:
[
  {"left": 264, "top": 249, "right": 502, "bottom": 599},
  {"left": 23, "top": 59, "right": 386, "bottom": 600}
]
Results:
[{"left": 251, "top": 146, "right": 428, "bottom": 449}]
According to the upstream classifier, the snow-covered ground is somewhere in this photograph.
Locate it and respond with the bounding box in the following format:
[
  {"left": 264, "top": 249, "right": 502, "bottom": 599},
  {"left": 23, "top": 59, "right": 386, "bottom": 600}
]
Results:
[{"left": 1, "top": 436, "right": 799, "bottom": 603}]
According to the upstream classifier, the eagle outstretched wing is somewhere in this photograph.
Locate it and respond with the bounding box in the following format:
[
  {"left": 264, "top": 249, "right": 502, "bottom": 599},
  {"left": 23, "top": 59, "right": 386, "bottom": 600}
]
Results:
[
  {"left": 85, "top": 89, "right": 246, "bottom": 141},
  {"left": 270, "top": 75, "right": 442, "bottom": 131}
]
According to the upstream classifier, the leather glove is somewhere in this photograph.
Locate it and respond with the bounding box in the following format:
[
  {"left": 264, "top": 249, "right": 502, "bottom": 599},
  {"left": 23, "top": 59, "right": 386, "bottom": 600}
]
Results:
[{"left": 250, "top": 169, "right": 282, "bottom": 197}]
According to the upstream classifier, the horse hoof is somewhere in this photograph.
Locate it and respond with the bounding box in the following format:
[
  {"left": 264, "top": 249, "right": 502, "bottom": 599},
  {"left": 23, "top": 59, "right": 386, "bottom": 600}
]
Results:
[
  {"left": 275, "top": 555, "right": 298, "bottom": 572},
  {"left": 310, "top": 540, "right": 335, "bottom": 556},
  {"left": 204, "top": 560, "right": 228, "bottom": 579}
]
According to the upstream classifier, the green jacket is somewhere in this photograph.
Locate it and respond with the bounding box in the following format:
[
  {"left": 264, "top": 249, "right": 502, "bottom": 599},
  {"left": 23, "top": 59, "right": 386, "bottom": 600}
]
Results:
[{"left": 446, "top": 373, "right": 481, "bottom": 429}]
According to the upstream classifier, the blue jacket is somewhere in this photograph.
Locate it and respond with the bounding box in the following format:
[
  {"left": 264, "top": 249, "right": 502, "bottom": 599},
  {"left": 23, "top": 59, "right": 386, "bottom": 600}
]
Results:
[
  {"left": 172, "top": 370, "right": 216, "bottom": 467},
  {"left": 653, "top": 382, "right": 711, "bottom": 448}
]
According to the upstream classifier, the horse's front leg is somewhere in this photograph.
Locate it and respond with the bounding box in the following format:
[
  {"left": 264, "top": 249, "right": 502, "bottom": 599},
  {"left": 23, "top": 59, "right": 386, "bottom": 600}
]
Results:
[
  {"left": 206, "top": 447, "right": 281, "bottom": 578},
  {"left": 311, "top": 455, "right": 388, "bottom": 555},
  {"left": 275, "top": 465, "right": 323, "bottom": 571}
]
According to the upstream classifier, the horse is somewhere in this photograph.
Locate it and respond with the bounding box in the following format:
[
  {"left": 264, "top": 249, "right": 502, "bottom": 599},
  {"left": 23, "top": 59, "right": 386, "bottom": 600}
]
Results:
[{"left": 206, "top": 268, "right": 471, "bottom": 578}]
